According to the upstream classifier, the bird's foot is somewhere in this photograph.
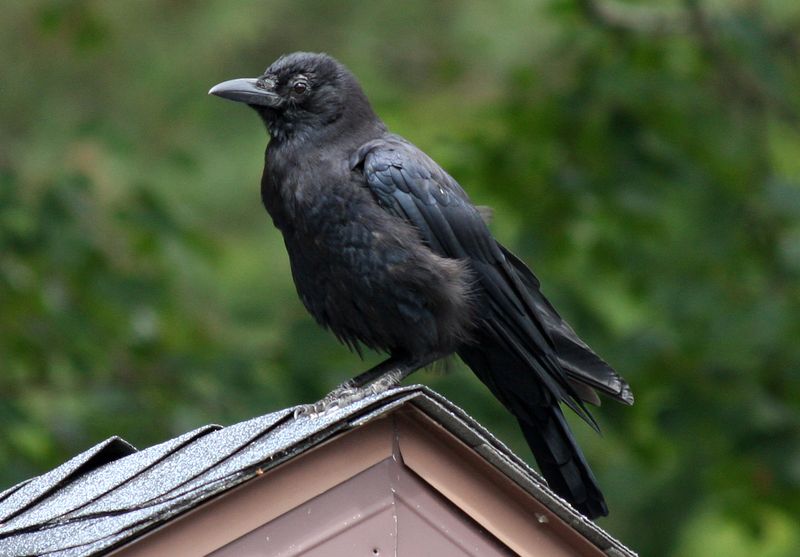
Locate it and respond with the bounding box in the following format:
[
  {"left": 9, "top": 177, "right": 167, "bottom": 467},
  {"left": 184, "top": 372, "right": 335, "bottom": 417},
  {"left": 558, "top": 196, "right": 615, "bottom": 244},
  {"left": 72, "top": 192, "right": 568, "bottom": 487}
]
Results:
[
  {"left": 337, "top": 369, "right": 405, "bottom": 404},
  {"left": 292, "top": 399, "right": 329, "bottom": 419},
  {"left": 325, "top": 371, "right": 404, "bottom": 408},
  {"left": 292, "top": 372, "right": 404, "bottom": 419},
  {"left": 292, "top": 380, "right": 360, "bottom": 419},
  {"left": 363, "top": 369, "right": 404, "bottom": 395}
]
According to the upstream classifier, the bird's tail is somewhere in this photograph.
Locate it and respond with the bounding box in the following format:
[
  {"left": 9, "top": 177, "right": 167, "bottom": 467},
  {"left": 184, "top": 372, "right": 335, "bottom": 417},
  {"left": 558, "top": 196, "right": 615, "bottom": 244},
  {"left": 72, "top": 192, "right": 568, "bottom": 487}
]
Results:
[
  {"left": 518, "top": 405, "right": 608, "bottom": 519},
  {"left": 459, "top": 337, "right": 608, "bottom": 519}
]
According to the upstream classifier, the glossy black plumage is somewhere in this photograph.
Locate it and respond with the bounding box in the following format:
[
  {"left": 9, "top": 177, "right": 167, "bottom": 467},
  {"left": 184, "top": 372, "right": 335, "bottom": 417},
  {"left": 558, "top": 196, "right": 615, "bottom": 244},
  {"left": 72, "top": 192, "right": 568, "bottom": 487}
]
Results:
[{"left": 210, "top": 52, "right": 633, "bottom": 519}]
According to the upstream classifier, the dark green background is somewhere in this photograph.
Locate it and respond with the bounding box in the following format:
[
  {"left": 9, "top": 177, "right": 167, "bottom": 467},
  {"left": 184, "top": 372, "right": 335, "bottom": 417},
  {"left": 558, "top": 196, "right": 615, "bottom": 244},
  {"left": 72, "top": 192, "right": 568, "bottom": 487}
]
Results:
[{"left": 2, "top": 1, "right": 799, "bottom": 555}]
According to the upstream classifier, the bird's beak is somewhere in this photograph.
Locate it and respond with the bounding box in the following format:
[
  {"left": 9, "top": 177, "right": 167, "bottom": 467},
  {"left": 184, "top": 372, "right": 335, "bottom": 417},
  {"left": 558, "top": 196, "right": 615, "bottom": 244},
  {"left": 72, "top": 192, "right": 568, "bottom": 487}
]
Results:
[{"left": 208, "top": 77, "right": 281, "bottom": 107}]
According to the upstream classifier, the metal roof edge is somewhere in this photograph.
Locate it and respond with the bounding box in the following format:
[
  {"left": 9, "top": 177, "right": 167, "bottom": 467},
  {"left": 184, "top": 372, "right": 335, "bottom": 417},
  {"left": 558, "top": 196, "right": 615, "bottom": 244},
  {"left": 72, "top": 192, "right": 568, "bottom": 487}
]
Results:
[{"left": 397, "top": 386, "right": 637, "bottom": 557}]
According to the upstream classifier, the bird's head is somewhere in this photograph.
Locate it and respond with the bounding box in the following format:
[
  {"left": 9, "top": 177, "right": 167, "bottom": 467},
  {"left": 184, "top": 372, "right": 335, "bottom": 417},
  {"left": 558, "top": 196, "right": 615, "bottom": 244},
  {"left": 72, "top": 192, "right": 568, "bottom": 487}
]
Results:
[{"left": 209, "top": 52, "right": 380, "bottom": 143}]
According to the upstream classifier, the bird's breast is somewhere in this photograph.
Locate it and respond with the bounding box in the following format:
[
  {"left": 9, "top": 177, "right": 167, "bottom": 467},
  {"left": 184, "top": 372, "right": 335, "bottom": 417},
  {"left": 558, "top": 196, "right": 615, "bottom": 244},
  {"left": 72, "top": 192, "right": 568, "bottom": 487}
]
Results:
[{"left": 262, "top": 143, "right": 358, "bottom": 230}]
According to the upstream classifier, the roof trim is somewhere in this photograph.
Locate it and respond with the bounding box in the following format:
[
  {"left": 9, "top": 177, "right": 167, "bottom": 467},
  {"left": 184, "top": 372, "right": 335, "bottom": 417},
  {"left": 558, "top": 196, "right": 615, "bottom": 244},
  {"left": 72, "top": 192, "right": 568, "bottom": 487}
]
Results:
[{"left": 404, "top": 389, "right": 633, "bottom": 555}]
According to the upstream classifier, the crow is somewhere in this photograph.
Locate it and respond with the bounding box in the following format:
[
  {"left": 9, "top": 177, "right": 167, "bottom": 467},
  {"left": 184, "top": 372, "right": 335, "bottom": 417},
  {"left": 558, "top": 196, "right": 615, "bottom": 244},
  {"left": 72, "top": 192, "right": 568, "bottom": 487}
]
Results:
[{"left": 210, "top": 52, "right": 633, "bottom": 519}]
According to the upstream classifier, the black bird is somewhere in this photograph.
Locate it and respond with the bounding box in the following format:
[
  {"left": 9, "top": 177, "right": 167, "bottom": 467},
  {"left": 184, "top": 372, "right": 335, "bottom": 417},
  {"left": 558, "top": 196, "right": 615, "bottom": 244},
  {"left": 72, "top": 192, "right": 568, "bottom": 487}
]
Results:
[{"left": 210, "top": 52, "right": 633, "bottom": 519}]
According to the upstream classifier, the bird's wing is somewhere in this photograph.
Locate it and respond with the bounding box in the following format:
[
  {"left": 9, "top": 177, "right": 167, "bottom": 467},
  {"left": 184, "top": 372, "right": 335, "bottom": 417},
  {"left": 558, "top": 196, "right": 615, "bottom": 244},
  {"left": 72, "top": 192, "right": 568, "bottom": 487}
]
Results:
[
  {"left": 500, "top": 246, "right": 634, "bottom": 405},
  {"left": 351, "top": 136, "right": 598, "bottom": 427}
]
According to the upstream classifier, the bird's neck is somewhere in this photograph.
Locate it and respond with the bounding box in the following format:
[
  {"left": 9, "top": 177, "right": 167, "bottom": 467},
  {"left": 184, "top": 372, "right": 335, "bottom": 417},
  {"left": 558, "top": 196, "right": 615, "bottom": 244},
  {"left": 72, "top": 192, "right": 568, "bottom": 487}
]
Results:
[{"left": 265, "top": 99, "right": 386, "bottom": 148}]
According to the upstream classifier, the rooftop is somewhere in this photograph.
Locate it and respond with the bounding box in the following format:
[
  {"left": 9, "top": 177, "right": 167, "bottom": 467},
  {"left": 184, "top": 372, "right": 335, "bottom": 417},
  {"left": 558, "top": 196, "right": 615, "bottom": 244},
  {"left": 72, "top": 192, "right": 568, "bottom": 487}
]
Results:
[{"left": 0, "top": 385, "right": 635, "bottom": 557}]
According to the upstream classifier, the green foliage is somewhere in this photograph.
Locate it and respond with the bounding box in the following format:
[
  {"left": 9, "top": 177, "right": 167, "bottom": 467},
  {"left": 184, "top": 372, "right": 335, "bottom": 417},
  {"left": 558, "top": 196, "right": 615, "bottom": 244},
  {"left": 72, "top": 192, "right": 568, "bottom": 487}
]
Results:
[{"left": 1, "top": 1, "right": 799, "bottom": 555}]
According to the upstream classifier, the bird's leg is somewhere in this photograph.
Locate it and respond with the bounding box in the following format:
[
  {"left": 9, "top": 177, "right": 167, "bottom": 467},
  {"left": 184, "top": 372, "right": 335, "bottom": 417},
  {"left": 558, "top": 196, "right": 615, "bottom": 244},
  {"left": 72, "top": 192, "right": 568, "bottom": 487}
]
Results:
[
  {"left": 294, "top": 353, "right": 444, "bottom": 418},
  {"left": 335, "top": 351, "right": 450, "bottom": 403},
  {"left": 293, "top": 356, "right": 404, "bottom": 418},
  {"left": 346, "top": 355, "right": 407, "bottom": 389}
]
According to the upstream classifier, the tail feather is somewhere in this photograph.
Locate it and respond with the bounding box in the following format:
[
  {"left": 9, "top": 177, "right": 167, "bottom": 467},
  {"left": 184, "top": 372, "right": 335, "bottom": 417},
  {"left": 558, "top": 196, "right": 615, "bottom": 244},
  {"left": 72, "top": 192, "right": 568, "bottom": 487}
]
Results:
[
  {"left": 454, "top": 243, "right": 628, "bottom": 519},
  {"left": 458, "top": 337, "right": 609, "bottom": 519},
  {"left": 518, "top": 406, "right": 608, "bottom": 519}
]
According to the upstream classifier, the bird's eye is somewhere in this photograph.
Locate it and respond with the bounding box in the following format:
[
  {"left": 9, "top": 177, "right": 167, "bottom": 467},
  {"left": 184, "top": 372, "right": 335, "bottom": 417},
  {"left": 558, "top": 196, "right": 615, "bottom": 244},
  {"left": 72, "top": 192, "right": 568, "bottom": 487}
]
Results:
[{"left": 293, "top": 82, "right": 308, "bottom": 94}]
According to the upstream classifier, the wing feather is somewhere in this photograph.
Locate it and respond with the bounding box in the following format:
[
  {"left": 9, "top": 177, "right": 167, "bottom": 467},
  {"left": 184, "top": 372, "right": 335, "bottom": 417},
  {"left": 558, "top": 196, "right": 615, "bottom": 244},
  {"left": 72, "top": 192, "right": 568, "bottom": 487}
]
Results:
[{"left": 354, "top": 135, "right": 603, "bottom": 427}]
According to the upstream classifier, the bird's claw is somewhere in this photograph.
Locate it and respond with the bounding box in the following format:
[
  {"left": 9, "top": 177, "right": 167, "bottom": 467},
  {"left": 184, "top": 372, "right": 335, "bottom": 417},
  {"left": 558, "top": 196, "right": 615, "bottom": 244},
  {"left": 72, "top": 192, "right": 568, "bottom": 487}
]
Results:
[
  {"left": 363, "top": 370, "right": 404, "bottom": 395},
  {"left": 292, "top": 381, "right": 360, "bottom": 419},
  {"left": 291, "top": 373, "right": 404, "bottom": 419},
  {"left": 292, "top": 400, "right": 328, "bottom": 419}
]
